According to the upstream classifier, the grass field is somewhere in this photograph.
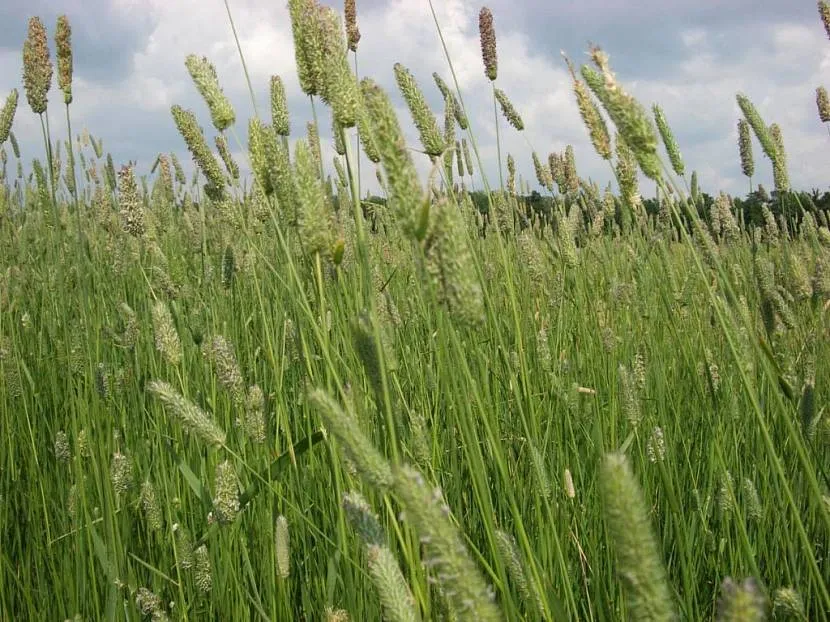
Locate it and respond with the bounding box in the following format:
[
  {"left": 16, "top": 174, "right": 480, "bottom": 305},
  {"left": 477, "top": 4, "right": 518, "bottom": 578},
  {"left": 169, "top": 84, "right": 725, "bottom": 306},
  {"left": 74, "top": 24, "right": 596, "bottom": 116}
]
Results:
[{"left": 1, "top": 1, "right": 830, "bottom": 620}]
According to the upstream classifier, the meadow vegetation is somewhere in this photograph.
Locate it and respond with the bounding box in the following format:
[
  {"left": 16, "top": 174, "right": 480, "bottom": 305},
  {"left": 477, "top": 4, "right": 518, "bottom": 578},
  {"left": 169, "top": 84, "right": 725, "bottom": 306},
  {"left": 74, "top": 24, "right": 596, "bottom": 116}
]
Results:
[{"left": 1, "top": 1, "right": 830, "bottom": 620}]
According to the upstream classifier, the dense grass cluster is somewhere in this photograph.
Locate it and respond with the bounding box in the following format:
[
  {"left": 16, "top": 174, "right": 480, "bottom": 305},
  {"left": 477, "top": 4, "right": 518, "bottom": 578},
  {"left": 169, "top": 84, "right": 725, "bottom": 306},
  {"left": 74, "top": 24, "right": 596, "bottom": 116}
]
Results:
[{"left": 1, "top": 1, "right": 830, "bottom": 620}]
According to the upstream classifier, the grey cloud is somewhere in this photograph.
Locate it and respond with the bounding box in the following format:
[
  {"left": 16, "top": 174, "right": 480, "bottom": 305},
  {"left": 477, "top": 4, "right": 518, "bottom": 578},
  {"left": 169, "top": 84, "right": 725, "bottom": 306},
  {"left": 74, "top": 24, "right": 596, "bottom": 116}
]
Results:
[{"left": 0, "top": 0, "right": 156, "bottom": 85}]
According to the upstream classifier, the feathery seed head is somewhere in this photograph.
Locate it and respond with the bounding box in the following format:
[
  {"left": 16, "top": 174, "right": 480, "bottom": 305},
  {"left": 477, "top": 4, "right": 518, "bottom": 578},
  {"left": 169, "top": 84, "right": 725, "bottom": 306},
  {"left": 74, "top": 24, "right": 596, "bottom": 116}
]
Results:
[
  {"left": 532, "top": 151, "right": 553, "bottom": 191},
  {"left": 343, "top": 491, "right": 385, "bottom": 545},
  {"left": 140, "top": 481, "right": 163, "bottom": 531},
  {"left": 270, "top": 75, "right": 290, "bottom": 136},
  {"left": 55, "top": 16, "right": 73, "bottom": 105},
  {"left": 652, "top": 104, "right": 684, "bottom": 176},
  {"left": 716, "top": 577, "right": 767, "bottom": 621},
  {"left": 601, "top": 453, "right": 675, "bottom": 621},
  {"left": 151, "top": 301, "right": 182, "bottom": 366},
  {"left": 275, "top": 515, "right": 291, "bottom": 578},
  {"left": 479, "top": 8, "right": 498, "bottom": 81},
  {"left": 0, "top": 91, "right": 18, "bottom": 148},
  {"left": 564, "top": 145, "right": 580, "bottom": 193},
  {"left": 494, "top": 88, "right": 524, "bottom": 131},
  {"left": 394, "top": 63, "right": 445, "bottom": 156},
  {"left": 110, "top": 451, "right": 134, "bottom": 497},
  {"left": 170, "top": 105, "right": 226, "bottom": 194},
  {"left": 462, "top": 138, "right": 473, "bottom": 176},
  {"left": 360, "top": 77, "right": 425, "bottom": 239},
  {"left": 214, "top": 134, "right": 239, "bottom": 180},
  {"left": 184, "top": 54, "right": 235, "bottom": 131},
  {"left": 195, "top": 545, "right": 212, "bottom": 593},
  {"left": 202, "top": 335, "right": 246, "bottom": 406},
  {"left": 565, "top": 55, "right": 612, "bottom": 160},
  {"left": 288, "top": 0, "right": 325, "bottom": 96},
  {"left": 248, "top": 118, "right": 272, "bottom": 195},
  {"left": 582, "top": 56, "right": 661, "bottom": 180},
  {"left": 393, "top": 466, "right": 501, "bottom": 621},
  {"left": 772, "top": 587, "right": 805, "bottom": 619},
  {"left": 820, "top": 1, "right": 830, "bottom": 40},
  {"left": 54, "top": 431, "right": 71, "bottom": 463},
  {"left": 308, "top": 388, "right": 394, "bottom": 489},
  {"left": 345, "top": 0, "right": 361, "bottom": 51},
  {"left": 22, "top": 17, "right": 52, "bottom": 115},
  {"left": 768, "top": 123, "right": 790, "bottom": 192},
  {"left": 738, "top": 119, "right": 755, "bottom": 178},
  {"left": 433, "top": 72, "right": 468, "bottom": 129},
  {"left": 736, "top": 94, "right": 779, "bottom": 164},
  {"left": 147, "top": 380, "right": 227, "bottom": 446},
  {"left": 424, "top": 199, "right": 485, "bottom": 327},
  {"left": 118, "top": 164, "right": 145, "bottom": 237},
  {"left": 318, "top": 9, "right": 360, "bottom": 127},
  {"left": 817, "top": 86, "right": 830, "bottom": 123},
  {"left": 211, "top": 460, "right": 240, "bottom": 525},
  {"left": 294, "top": 139, "right": 337, "bottom": 259},
  {"left": 563, "top": 468, "right": 576, "bottom": 499}
]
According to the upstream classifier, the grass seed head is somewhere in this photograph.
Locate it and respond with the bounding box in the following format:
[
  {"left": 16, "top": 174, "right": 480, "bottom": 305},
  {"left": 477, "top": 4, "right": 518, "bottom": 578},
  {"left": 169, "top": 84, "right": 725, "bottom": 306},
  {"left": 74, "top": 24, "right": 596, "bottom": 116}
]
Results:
[
  {"left": 565, "top": 55, "right": 612, "bottom": 160},
  {"left": 393, "top": 466, "right": 501, "bottom": 621},
  {"left": 22, "top": 17, "right": 53, "bottom": 115},
  {"left": 345, "top": 0, "right": 361, "bottom": 51},
  {"left": 582, "top": 55, "right": 661, "bottom": 181},
  {"left": 211, "top": 460, "right": 240, "bottom": 525},
  {"left": 0, "top": 91, "right": 18, "bottom": 148},
  {"left": 202, "top": 335, "right": 246, "bottom": 406},
  {"left": 147, "top": 380, "right": 227, "bottom": 446},
  {"left": 601, "top": 453, "right": 675, "bottom": 622},
  {"left": 55, "top": 16, "right": 73, "bottom": 105},
  {"left": 817, "top": 86, "right": 830, "bottom": 123},
  {"left": 294, "top": 139, "right": 337, "bottom": 259},
  {"left": 820, "top": 1, "right": 830, "bottom": 40},
  {"left": 275, "top": 515, "right": 291, "bottom": 578},
  {"left": 360, "top": 77, "right": 424, "bottom": 239},
  {"left": 494, "top": 88, "right": 524, "bottom": 131},
  {"left": 652, "top": 104, "right": 684, "bottom": 176},
  {"left": 110, "top": 451, "right": 134, "bottom": 497},
  {"left": 151, "top": 301, "right": 182, "bottom": 366},
  {"left": 170, "top": 105, "right": 226, "bottom": 195},
  {"left": 184, "top": 54, "right": 235, "bottom": 131},
  {"left": 214, "top": 134, "right": 239, "bottom": 181},
  {"left": 736, "top": 94, "right": 779, "bottom": 165},
  {"left": 479, "top": 7, "right": 498, "bottom": 81},
  {"left": 270, "top": 75, "right": 290, "bottom": 136},
  {"left": 394, "top": 63, "right": 445, "bottom": 157},
  {"left": 195, "top": 545, "right": 212, "bottom": 593},
  {"left": 716, "top": 577, "right": 767, "bottom": 622},
  {"left": 140, "top": 481, "right": 163, "bottom": 532},
  {"left": 768, "top": 123, "right": 790, "bottom": 192},
  {"left": 308, "top": 388, "right": 394, "bottom": 489},
  {"left": 738, "top": 119, "right": 755, "bottom": 179},
  {"left": 118, "top": 164, "right": 145, "bottom": 237}
]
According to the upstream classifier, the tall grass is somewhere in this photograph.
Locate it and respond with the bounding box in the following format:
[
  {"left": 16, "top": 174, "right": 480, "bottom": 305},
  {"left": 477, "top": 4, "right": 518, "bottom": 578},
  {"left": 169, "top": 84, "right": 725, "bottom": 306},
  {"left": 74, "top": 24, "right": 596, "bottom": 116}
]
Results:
[{"left": 1, "top": 2, "right": 830, "bottom": 621}]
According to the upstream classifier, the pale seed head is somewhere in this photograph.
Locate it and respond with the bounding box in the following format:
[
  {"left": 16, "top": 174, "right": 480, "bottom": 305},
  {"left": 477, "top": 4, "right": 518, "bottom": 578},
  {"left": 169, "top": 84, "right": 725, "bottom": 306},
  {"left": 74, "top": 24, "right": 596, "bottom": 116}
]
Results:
[
  {"left": 494, "top": 88, "right": 524, "bottom": 131},
  {"left": 184, "top": 54, "right": 235, "bottom": 132},
  {"left": 22, "top": 17, "right": 53, "bottom": 115},
  {"left": 817, "top": 86, "right": 830, "bottom": 123},
  {"left": 394, "top": 63, "right": 444, "bottom": 157},
  {"left": 55, "top": 16, "right": 73, "bottom": 105},
  {"left": 0, "top": 90, "right": 18, "bottom": 147},
  {"left": 275, "top": 515, "right": 291, "bottom": 578}
]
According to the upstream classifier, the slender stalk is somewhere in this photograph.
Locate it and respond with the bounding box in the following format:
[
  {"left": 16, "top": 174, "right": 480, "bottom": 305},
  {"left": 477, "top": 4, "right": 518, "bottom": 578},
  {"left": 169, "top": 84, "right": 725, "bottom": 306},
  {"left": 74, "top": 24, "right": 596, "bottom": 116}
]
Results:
[{"left": 223, "top": 0, "right": 259, "bottom": 119}]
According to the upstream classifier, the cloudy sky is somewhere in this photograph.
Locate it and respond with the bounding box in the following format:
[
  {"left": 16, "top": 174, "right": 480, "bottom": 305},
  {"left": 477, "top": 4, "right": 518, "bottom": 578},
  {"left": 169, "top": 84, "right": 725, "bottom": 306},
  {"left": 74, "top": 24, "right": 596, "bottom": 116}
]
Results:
[{"left": 0, "top": 0, "right": 828, "bottom": 198}]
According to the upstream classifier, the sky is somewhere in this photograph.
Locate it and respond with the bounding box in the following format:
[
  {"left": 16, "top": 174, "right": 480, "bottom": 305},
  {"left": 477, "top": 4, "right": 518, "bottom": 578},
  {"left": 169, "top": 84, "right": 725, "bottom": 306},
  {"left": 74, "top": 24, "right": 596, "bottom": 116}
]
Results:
[{"left": 0, "top": 0, "right": 828, "bottom": 198}]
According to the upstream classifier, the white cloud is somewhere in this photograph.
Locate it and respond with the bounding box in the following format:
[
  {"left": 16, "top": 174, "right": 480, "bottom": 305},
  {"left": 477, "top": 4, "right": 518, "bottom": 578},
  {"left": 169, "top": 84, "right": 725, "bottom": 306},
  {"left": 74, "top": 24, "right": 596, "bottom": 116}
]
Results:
[{"left": 0, "top": 0, "right": 828, "bottom": 199}]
